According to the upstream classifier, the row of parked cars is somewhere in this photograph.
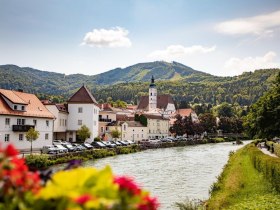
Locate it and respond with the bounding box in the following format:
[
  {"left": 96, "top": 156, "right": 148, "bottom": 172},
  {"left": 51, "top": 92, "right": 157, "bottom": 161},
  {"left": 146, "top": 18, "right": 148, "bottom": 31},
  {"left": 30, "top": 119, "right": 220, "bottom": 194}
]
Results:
[{"left": 42, "top": 140, "right": 136, "bottom": 154}]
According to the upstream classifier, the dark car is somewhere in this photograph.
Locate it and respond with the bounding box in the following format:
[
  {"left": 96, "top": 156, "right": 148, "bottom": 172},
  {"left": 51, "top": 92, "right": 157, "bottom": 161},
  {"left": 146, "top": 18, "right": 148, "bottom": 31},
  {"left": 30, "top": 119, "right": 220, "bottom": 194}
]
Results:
[{"left": 91, "top": 141, "right": 106, "bottom": 149}]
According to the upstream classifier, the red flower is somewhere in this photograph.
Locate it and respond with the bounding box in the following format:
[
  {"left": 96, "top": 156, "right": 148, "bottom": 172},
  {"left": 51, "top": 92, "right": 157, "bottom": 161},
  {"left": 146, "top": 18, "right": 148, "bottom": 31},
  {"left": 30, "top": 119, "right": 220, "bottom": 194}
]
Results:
[
  {"left": 5, "top": 144, "right": 18, "bottom": 157},
  {"left": 138, "top": 195, "right": 159, "bottom": 210},
  {"left": 114, "top": 176, "right": 141, "bottom": 195},
  {"left": 74, "top": 194, "right": 93, "bottom": 205}
]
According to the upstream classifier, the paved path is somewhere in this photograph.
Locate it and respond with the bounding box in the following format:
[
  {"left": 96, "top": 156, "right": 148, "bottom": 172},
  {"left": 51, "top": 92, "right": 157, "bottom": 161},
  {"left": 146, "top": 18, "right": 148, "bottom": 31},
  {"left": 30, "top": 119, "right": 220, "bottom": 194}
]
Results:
[{"left": 259, "top": 147, "right": 278, "bottom": 158}]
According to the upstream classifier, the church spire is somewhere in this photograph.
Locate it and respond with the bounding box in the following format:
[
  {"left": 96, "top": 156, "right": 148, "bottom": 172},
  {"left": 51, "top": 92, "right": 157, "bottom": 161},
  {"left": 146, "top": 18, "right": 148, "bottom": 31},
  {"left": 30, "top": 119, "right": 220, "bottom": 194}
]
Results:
[{"left": 150, "top": 75, "right": 156, "bottom": 88}]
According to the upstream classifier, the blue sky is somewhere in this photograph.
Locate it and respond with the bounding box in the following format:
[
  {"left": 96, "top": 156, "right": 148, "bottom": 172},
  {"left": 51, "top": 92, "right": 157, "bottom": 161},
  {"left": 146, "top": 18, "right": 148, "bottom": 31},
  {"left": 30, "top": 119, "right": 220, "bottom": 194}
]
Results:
[{"left": 0, "top": 0, "right": 280, "bottom": 76}]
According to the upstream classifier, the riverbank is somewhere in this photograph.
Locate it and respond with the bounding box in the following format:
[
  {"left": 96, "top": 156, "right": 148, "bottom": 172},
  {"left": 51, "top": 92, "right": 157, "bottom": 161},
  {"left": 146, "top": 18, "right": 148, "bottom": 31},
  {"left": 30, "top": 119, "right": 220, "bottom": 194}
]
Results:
[
  {"left": 25, "top": 137, "right": 244, "bottom": 169},
  {"left": 206, "top": 142, "right": 280, "bottom": 209}
]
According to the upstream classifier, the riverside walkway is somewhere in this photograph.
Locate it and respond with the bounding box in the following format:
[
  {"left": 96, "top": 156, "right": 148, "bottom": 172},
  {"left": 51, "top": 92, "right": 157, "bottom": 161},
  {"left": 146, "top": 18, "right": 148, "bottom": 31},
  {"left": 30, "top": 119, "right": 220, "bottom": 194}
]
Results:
[{"left": 259, "top": 147, "right": 278, "bottom": 158}]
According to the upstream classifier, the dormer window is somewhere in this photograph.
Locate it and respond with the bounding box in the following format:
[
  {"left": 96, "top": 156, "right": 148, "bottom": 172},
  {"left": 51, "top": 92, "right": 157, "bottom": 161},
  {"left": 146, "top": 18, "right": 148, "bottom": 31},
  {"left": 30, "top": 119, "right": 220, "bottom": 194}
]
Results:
[
  {"left": 14, "top": 105, "right": 17, "bottom": 110},
  {"left": 21, "top": 106, "right": 25, "bottom": 111}
]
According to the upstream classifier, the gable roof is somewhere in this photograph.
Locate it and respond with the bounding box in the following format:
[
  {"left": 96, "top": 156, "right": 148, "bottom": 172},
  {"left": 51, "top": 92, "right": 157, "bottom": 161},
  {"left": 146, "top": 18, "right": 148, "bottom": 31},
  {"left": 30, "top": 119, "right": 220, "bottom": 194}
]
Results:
[
  {"left": 68, "top": 85, "right": 98, "bottom": 104},
  {"left": 176, "top": 108, "right": 194, "bottom": 117},
  {"left": 142, "top": 113, "right": 169, "bottom": 120},
  {"left": 0, "top": 89, "right": 28, "bottom": 105},
  {"left": 0, "top": 89, "right": 55, "bottom": 119},
  {"left": 137, "top": 94, "right": 175, "bottom": 110}
]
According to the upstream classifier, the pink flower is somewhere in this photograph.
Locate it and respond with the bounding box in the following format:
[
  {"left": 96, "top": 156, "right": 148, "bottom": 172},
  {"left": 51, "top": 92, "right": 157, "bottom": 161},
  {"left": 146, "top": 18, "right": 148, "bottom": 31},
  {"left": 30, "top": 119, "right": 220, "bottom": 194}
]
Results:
[
  {"left": 114, "top": 176, "right": 141, "bottom": 195},
  {"left": 74, "top": 194, "right": 93, "bottom": 205}
]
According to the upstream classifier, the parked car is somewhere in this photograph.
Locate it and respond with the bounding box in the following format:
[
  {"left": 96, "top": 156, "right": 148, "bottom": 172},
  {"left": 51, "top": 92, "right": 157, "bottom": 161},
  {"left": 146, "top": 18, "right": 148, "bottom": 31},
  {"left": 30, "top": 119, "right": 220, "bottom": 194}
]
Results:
[
  {"left": 107, "top": 141, "right": 117, "bottom": 148},
  {"left": 72, "top": 143, "right": 87, "bottom": 151},
  {"left": 118, "top": 140, "right": 129, "bottom": 146},
  {"left": 42, "top": 145, "right": 60, "bottom": 154},
  {"left": 53, "top": 140, "right": 63, "bottom": 145},
  {"left": 126, "top": 140, "right": 135, "bottom": 145},
  {"left": 113, "top": 141, "right": 122, "bottom": 146},
  {"left": 53, "top": 144, "right": 68, "bottom": 153},
  {"left": 82, "top": 143, "right": 94, "bottom": 149},
  {"left": 91, "top": 141, "right": 106, "bottom": 148},
  {"left": 61, "top": 143, "right": 77, "bottom": 152}
]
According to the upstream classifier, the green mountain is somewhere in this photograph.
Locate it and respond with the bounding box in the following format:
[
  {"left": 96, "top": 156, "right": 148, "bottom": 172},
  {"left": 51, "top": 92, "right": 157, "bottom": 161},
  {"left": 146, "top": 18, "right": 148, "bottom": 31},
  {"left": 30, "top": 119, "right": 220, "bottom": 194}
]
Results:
[{"left": 0, "top": 62, "right": 279, "bottom": 106}]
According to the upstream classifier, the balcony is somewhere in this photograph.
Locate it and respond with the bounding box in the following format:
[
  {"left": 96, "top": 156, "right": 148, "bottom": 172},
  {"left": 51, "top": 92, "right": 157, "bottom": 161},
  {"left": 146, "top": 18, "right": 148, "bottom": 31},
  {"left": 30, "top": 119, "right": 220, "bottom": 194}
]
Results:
[
  {"left": 12, "top": 125, "right": 35, "bottom": 132},
  {"left": 99, "top": 118, "right": 112, "bottom": 122}
]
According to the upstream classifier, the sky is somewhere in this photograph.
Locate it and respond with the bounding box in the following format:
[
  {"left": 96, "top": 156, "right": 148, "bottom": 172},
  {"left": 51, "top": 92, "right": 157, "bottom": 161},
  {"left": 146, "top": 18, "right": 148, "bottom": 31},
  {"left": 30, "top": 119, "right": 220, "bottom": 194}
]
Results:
[{"left": 0, "top": 0, "right": 280, "bottom": 76}]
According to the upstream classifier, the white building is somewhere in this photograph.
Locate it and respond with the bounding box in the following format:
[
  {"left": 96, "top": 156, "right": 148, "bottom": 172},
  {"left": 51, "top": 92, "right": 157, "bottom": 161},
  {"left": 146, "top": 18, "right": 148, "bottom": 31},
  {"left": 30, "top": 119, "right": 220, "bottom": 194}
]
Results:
[
  {"left": 67, "top": 85, "right": 99, "bottom": 142},
  {"left": 120, "top": 121, "right": 148, "bottom": 142},
  {"left": 144, "top": 114, "right": 170, "bottom": 139},
  {"left": 44, "top": 103, "right": 68, "bottom": 140},
  {"left": 0, "top": 89, "right": 55, "bottom": 150}
]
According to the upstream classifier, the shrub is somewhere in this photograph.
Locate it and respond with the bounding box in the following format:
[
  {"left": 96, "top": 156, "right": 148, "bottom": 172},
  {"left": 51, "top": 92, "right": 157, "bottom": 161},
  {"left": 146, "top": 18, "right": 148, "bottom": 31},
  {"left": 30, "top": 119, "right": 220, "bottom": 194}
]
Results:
[
  {"left": 248, "top": 144, "right": 280, "bottom": 192},
  {"left": 274, "top": 143, "right": 280, "bottom": 157}
]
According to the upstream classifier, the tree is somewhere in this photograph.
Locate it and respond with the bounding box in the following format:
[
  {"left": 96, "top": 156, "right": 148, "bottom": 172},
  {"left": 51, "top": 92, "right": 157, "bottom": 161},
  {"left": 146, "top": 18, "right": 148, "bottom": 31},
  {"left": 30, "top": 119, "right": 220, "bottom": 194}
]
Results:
[
  {"left": 199, "top": 113, "right": 217, "bottom": 133},
  {"left": 244, "top": 72, "right": 280, "bottom": 138},
  {"left": 213, "top": 102, "right": 235, "bottom": 117},
  {"left": 25, "top": 127, "right": 39, "bottom": 154},
  {"left": 169, "top": 114, "right": 185, "bottom": 136},
  {"left": 111, "top": 128, "right": 121, "bottom": 140},
  {"left": 77, "top": 125, "right": 91, "bottom": 142}
]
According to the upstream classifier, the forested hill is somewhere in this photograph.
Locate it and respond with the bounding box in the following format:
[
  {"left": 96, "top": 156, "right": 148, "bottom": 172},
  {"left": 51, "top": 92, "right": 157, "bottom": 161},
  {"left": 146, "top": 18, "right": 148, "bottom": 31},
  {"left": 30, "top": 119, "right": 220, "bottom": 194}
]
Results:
[{"left": 0, "top": 62, "right": 279, "bottom": 106}]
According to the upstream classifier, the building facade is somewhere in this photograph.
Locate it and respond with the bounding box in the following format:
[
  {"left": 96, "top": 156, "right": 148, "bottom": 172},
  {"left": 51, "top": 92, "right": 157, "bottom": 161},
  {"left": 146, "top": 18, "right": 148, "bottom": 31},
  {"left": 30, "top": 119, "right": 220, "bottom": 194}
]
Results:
[
  {"left": 67, "top": 85, "right": 99, "bottom": 142},
  {"left": 0, "top": 89, "right": 55, "bottom": 150}
]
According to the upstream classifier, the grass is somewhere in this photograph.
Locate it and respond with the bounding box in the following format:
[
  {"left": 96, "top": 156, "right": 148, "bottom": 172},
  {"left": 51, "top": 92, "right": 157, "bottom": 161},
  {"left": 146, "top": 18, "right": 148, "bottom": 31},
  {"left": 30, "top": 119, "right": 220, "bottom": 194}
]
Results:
[{"left": 206, "top": 144, "right": 280, "bottom": 209}]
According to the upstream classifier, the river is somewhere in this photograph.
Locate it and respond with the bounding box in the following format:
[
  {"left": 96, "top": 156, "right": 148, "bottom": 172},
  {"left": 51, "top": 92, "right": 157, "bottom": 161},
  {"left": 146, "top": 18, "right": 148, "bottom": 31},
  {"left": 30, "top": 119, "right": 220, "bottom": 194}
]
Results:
[{"left": 81, "top": 142, "right": 248, "bottom": 209}]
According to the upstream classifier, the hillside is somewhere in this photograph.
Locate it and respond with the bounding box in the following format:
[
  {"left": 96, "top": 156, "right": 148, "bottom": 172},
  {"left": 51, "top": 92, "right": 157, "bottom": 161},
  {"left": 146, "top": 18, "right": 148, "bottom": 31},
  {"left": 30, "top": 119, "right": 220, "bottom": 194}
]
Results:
[{"left": 0, "top": 62, "right": 279, "bottom": 106}]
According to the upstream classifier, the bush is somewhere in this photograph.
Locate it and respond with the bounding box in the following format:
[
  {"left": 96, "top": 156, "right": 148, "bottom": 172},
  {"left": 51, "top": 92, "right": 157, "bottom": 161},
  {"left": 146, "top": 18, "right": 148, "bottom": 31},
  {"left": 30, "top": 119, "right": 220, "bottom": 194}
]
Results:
[
  {"left": 25, "top": 154, "right": 50, "bottom": 169},
  {"left": 274, "top": 143, "right": 280, "bottom": 157}
]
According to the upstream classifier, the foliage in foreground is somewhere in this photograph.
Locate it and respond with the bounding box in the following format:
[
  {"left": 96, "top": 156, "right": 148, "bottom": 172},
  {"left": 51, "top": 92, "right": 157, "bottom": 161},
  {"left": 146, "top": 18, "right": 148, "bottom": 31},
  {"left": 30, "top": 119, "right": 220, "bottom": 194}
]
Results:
[
  {"left": 0, "top": 144, "right": 159, "bottom": 210},
  {"left": 207, "top": 143, "right": 280, "bottom": 209}
]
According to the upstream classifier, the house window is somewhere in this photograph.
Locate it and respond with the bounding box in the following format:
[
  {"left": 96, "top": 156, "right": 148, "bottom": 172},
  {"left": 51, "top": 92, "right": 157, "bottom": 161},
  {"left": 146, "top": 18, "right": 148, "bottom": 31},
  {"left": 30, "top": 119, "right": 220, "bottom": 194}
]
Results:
[
  {"left": 106, "top": 115, "right": 109, "bottom": 119},
  {"left": 60, "top": 119, "right": 62, "bottom": 126},
  {"left": 78, "top": 107, "right": 83, "bottom": 113},
  {"left": 21, "top": 106, "right": 25, "bottom": 111},
  {"left": 46, "top": 120, "right": 49, "bottom": 127},
  {"left": 14, "top": 105, "right": 17, "bottom": 110},
  {"left": 124, "top": 125, "right": 126, "bottom": 131},
  {"left": 5, "top": 134, "right": 10, "bottom": 142},
  {"left": 17, "top": 119, "right": 25, "bottom": 125},
  {"left": 78, "top": 120, "right": 82, "bottom": 125},
  {"left": 105, "top": 127, "right": 108, "bottom": 131},
  {"left": 5, "top": 118, "right": 10, "bottom": 126},
  {"left": 101, "top": 127, "right": 104, "bottom": 132},
  {"left": 123, "top": 134, "right": 125, "bottom": 138},
  {"left": 33, "top": 120, "right": 37, "bottom": 126},
  {"left": 45, "top": 133, "right": 49, "bottom": 140},
  {"left": 142, "top": 134, "right": 144, "bottom": 138},
  {"left": 65, "top": 120, "right": 67, "bottom": 126},
  {"left": 19, "top": 134, "right": 23, "bottom": 141}
]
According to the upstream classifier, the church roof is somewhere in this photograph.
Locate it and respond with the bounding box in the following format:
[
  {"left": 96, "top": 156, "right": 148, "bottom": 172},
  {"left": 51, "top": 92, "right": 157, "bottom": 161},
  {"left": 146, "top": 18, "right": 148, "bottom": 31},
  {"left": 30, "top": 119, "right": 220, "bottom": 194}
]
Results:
[
  {"left": 68, "top": 85, "right": 98, "bottom": 104},
  {"left": 137, "top": 95, "right": 175, "bottom": 110}
]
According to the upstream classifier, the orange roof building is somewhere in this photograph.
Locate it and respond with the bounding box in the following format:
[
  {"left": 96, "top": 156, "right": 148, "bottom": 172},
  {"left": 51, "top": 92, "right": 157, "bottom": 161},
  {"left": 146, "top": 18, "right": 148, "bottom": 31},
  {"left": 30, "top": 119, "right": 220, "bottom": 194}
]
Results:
[{"left": 0, "top": 89, "right": 55, "bottom": 150}]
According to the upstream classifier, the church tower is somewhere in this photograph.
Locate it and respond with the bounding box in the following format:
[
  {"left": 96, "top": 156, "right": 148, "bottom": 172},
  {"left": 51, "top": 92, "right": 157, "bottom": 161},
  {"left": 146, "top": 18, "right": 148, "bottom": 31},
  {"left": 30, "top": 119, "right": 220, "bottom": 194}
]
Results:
[{"left": 148, "top": 75, "right": 157, "bottom": 111}]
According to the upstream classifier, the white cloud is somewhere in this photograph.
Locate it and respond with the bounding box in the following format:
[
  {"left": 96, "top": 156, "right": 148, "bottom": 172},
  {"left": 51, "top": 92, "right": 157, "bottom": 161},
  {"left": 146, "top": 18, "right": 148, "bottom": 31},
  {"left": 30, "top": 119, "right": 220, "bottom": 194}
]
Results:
[
  {"left": 148, "top": 45, "right": 216, "bottom": 60},
  {"left": 224, "top": 51, "right": 280, "bottom": 76},
  {"left": 216, "top": 10, "right": 280, "bottom": 36},
  {"left": 82, "top": 27, "right": 132, "bottom": 48}
]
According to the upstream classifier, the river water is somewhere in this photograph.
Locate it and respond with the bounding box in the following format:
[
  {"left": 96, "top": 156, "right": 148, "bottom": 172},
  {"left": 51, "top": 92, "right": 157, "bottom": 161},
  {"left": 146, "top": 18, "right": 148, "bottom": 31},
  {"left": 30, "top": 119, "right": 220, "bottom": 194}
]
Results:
[{"left": 82, "top": 142, "right": 248, "bottom": 209}]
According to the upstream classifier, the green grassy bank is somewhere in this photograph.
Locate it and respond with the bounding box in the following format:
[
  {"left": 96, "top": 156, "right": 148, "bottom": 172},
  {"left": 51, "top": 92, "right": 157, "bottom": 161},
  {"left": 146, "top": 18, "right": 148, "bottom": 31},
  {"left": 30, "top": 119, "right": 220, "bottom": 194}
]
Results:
[{"left": 206, "top": 143, "right": 280, "bottom": 210}]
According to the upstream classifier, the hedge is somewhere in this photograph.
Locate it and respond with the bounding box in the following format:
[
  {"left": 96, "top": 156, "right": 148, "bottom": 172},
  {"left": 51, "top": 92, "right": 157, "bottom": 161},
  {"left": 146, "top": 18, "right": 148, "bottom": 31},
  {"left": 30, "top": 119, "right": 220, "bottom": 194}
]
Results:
[{"left": 248, "top": 144, "right": 280, "bottom": 192}]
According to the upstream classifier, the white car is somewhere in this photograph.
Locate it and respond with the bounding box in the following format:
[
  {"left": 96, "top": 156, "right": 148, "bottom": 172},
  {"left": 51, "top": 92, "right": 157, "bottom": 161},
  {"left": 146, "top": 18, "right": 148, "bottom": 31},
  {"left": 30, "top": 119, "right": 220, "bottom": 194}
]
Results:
[{"left": 53, "top": 144, "right": 68, "bottom": 153}]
